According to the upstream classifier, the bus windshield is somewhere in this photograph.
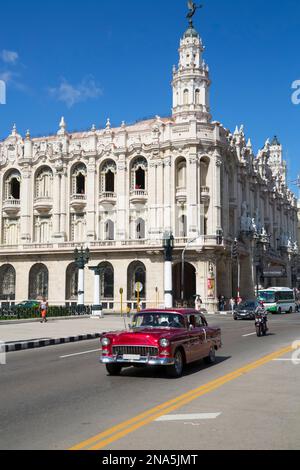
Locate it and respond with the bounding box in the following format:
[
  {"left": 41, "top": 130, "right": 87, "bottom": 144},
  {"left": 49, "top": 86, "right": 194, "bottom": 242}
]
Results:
[{"left": 258, "top": 291, "right": 276, "bottom": 304}]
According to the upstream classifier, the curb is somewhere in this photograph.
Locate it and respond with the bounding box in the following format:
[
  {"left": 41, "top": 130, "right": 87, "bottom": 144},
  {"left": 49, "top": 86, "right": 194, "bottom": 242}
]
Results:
[{"left": 5, "top": 333, "right": 102, "bottom": 353}]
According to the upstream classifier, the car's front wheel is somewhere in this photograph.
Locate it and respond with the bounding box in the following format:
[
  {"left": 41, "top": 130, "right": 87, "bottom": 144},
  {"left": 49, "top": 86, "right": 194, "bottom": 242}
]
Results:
[
  {"left": 204, "top": 347, "right": 216, "bottom": 365},
  {"left": 167, "top": 349, "right": 184, "bottom": 378},
  {"left": 106, "top": 364, "right": 122, "bottom": 376}
]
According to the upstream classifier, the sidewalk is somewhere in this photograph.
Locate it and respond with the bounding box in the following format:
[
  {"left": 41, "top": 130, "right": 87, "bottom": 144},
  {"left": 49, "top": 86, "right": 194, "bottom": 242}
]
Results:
[
  {"left": 1, "top": 316, "right": 127, "bottom": 353},
  {"left": 0, "top": 311, "right": 233, "bottom": 353}
]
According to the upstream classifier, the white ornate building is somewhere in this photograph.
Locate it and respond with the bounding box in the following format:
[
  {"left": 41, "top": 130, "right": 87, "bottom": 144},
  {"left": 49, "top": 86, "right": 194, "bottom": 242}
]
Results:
[{"left": 0, "top": 19, "right": 298, "bottom": 311}]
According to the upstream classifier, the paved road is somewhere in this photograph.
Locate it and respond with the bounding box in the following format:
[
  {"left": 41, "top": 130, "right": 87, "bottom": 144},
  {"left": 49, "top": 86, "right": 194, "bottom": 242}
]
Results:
[{"left": 1, "top": 314, "right": 300, "bottom": 450}]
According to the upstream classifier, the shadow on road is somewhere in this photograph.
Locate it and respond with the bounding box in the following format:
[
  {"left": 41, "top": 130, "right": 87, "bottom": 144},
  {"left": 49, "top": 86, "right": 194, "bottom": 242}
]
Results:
[{"left": 115, "top": 356, "right": 231, "bottom": 380}]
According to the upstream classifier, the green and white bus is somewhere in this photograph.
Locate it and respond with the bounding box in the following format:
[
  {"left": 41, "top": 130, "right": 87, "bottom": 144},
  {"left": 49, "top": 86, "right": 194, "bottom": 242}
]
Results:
[{"left": 258, "top": 288, "right": 296, "bottom": 314}]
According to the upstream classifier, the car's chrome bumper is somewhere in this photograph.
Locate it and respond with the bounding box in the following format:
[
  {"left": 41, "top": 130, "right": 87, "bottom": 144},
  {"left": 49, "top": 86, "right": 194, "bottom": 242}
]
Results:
[{"left": 101, "top": 356, "right": 175, "bottom": 366}]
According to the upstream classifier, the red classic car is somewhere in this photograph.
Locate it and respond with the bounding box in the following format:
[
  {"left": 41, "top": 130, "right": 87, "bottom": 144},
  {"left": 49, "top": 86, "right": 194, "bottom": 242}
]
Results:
[{"left": 100, "top": 309, "right": 222, "bottom": 378}]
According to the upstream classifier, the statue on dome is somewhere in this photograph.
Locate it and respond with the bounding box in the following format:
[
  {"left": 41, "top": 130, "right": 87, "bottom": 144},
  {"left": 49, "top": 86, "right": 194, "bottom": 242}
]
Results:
[{"left": 187, "top": 1, "right": 203, "bottom": 21}]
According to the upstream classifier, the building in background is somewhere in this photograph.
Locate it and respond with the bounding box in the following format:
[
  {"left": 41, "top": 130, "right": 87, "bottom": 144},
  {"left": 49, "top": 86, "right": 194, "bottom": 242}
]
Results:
[{"left": 0, "top": 16, "right": 298, "bottom": 311}]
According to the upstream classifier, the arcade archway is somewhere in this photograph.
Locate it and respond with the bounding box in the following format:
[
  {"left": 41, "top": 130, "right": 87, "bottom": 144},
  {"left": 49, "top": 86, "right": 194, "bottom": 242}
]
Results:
[{"left": 173, "top": 262, "right": 196, "bottom": 307}]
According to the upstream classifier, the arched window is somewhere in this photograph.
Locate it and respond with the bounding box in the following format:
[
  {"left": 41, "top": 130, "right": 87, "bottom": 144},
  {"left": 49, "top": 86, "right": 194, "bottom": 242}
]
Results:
[
  {"left": 195, "top": 89, "right": 200, "bottom": 105},
  {"left": 136, "top": 218, "right": 145, "bottom": 240},
  {"left": 176, "top": 158, "right": 187, "bottom": 189},
  {"left": 71, "top": 164, "right": 87, "bottom": 196},
  {"left": 99, "top": 262, "right": 114, "bottom": 299},
  {"left": 0, "top": 264, "right": 16, "bottom": 300},
  {"left": 183, "top": 89, "right": 189, "bottom": 106},
  {"left": 100, "top": 160, "right": 117, "bottom": 194},
  {"left": 28, "top": 263, "right": 49, "bottom": 300},
  {"left": 66, "top": 263, "right": 78, "bottom": 301},
  {"left": 3, "top": 170, "right": 21, "bottom": 201},
  {"left": 131, "top": 158, "right": 148, "bottom": 192},
  {"left": 35, "top": 167, "right": 53, "bottom": 198},
  {"left": 127, "top": 261, "right": 146, "bottom": 301},
  {"left": 200, "top": 157, "right": 210, "bottom": 188},
  {"left": 105, "top": 220, "right": 114, "bottom": 241},
  {"left": 179, "top": 214, "right": 187, "bottom": 237}
]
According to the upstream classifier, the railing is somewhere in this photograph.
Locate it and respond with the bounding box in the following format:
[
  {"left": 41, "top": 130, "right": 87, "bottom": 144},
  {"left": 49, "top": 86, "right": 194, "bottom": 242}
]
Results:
[
  {"left": 130, "top": 190, "right": 148, "bottom": 197},
  {"left": 0, "top": 236, "right": 221, "bottom": 252},
  {"left": 70, "top": 194, "right": 86, "bottom": 201},
  {"left": 3, "top": 199, "right": 20, "bottom": 207},
  {"left": 99, "top": 192, "right": 116, "bottom": 200},
  {"left": 34, "top": 197, "right": 53, "bottom": 204}
]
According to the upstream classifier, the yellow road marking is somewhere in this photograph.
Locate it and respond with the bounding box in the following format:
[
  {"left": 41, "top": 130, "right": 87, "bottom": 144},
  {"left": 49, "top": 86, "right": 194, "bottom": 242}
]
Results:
[{"left": 70, "top": 345, "right": 292, "bottom": 450}]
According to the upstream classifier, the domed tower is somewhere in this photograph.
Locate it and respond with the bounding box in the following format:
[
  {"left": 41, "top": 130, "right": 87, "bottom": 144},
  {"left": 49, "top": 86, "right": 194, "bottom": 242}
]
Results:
[
  {"left": 269, "top": 136, "right": 287, "bottom": 183},
  {"left": 172, "top": 18, "right": 211, "bottom": 123}
]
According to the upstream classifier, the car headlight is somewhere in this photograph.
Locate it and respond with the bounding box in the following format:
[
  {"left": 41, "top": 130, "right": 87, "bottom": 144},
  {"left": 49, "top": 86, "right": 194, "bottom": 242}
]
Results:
[
  {"left": 101, "top": 337, "right": 111, "bottom": 347},
  {"left": 160, "top": 338, "right": 170, "bottom": 348}
]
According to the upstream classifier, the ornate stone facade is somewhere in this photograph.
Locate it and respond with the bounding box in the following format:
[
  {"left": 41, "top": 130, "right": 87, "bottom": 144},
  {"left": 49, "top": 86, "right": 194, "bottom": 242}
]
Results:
[{"left": 0, "top": 23, "right": 298, "bottom": 311}]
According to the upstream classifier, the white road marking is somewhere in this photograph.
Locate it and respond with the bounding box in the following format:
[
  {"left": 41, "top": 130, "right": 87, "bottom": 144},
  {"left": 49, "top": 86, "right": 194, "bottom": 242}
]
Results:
[
  {"left": 272, "top": 358, "right": 295, "bottom": 362},
  {"left": 60, "top": 349, "right": 101, "bottom": 359},
  {"left": 155, "top": 413, "right": 221, "bottom": 422},
  {"left": 243, "top": 333, "right": 256, "bottom": 337}
]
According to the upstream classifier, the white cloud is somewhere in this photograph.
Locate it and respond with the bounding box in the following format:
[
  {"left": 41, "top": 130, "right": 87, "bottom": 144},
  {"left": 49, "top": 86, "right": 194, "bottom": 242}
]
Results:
[
  {"left": 1, "top": 50, "right": 19, "bottom": 64},
  {"left": 49, "top": 76, "right": 103, "bottom": 108}
]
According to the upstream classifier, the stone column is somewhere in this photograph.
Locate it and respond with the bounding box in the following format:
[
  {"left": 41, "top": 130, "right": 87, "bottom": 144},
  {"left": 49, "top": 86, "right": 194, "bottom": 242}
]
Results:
[
  {"left": 89, "top": 267, "right": 103, "bottom": 318},
  {"left": 187, "top": 152, "right": 199, "bottom": 238},
  {"left": 86, "top": 158, "right": 96, "bottom": 241},
  {"left": 20, "top": 166, "right": 32, "bottom": 243},
  {"left": 163, "top": 157, "right": 172, "bottom": 232},
  {"left": 116, "top": 155, "right": 127, "bottom": 240},
  {"left": 78, "top": 268, "right": 85, "bottom": 305},
  {"left": 205, "top": 258, "right": 218, "bottom": 313},
  {"left": 213, "top": 152, "right": 222, "bottom": 234},
  {"left": 164, "top": 260, "right": 173, "bottom": 308},
  {"left": 52, "top": 170, "right": 61, "bottom": 237},
  {"left": 148, "top": 162, "right": 157, "bottom": 240},
  {"left": 60, "top": 167, "right": 67, "bottom": 240}
]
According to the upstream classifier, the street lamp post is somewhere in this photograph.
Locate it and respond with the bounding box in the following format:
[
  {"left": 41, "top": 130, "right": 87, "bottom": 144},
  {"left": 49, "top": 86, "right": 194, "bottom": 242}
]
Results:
[
  {"left": 74, "top": 246, "right": 90, "bottom": 309},
  {"left": 254, "top": 233, "right": 271, "bottom": 296},
  {"left": 163, "top": 232, "right": 174, "bottom": 309}
]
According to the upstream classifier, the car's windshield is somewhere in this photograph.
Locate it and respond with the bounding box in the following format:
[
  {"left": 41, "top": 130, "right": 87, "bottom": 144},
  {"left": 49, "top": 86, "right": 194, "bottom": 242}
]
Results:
[
  {"left": 258, "top": 292, "right": 275, "bottom": 304},
  {"left": 238, "top": 302, "right": 256, "bottom": 310},
  {"left": 132, "top": 313, "right": 185, "bottom": 329}
]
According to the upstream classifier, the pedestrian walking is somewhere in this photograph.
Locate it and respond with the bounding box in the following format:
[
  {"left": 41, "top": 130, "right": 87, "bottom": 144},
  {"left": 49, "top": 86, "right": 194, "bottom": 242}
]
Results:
[
  {"left": 40, "top": 298, "right": 48, "bottom": 323},
  {"left": 219, "top": 295, "right": 226, "bottom": 312},
  {"left": 195, "top": 295, "right": 203, "bottom": 312},
  {"left": 229, "top": 297, "right": 235, "bottom": 313}
]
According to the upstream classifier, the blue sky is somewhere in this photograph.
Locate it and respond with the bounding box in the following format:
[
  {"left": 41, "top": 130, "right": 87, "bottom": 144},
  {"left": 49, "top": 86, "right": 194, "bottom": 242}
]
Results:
[{"left": 0, "top": 0, "right": 299, "bottom": 190}]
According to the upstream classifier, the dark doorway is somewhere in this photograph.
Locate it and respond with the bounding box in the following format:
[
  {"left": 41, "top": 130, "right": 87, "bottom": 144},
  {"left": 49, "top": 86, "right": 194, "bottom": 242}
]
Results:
[
  {"left": 136, "top": 168, "right": 145, "bottom": 190},
  {"left": 173, "top": 262, "right": 196, "bottom": 307},
  {"left": 105, "top": 171, "right": 115, "bottom": 192},
  {"left": 76, "top": 173, "right": 85, "bottom": 195},
  {"left": 11, "top": 178, "right": 20, "bottom": 199}
]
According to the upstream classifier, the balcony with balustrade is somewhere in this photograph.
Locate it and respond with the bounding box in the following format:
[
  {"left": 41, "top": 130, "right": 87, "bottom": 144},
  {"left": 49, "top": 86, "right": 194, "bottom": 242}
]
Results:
[
  {"left": 34, "top": 197, "right": 53, "bottom": 214},
  {"left": 70, "top": 194, "right": 87, "bottom": 211},
  {"left": 200, "top": 186, "right": 210, "bottom": 205},
  {"left": 99, "top": 191, "right": 117, "bottom": 205},
  {"left": 2, "top": 198, "right": 21, "bottom": 216},
  {"left": 130, "top": 188, "right": 148, "bottom": 205}
]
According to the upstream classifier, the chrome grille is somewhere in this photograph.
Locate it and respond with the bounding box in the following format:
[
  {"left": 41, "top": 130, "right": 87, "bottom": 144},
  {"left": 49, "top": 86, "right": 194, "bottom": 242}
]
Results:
[{"left": 112, "top": 346, "right": 158, "bottom": 357}]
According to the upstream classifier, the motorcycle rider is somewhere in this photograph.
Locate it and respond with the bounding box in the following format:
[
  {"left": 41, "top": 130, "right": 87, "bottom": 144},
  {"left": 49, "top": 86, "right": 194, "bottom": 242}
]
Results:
[{"left": 255, "top": 300, "right": 268, "bottom": 333}]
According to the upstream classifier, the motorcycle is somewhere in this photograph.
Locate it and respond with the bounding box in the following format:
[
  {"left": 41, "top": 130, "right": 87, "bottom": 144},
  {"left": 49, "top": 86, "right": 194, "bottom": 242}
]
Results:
[{"left": 255, "top": 313, "right": 268, "bottom": 337}]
